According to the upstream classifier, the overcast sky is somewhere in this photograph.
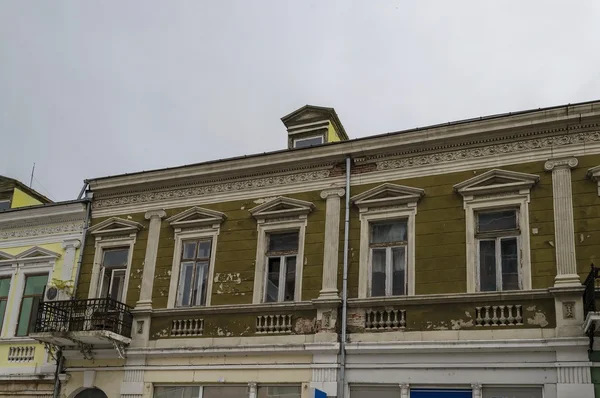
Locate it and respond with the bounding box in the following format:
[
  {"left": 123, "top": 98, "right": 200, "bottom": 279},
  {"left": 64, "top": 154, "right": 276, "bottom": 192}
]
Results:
[{"left": 1, "top": 1, "right": 599, "bottom": 201}]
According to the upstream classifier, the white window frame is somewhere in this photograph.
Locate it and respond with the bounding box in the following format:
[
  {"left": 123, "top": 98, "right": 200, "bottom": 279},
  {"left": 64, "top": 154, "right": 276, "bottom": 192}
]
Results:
[
  {"left": 88, "top": 236, "right": 135, "bottom": 301},
  {"left": 359, "top": 209, "right": 416, "bottom": 298},
  {"left": 368, "top": 219, "right": 409, "bottom": 296},
  {"left": 293, "top": 135, "right": 324, "bottom": 148},
  {"left": 264, "top": 231, "right": 300, "bottom": 302},
  {"left": 167, "top": 228, "right": 220, "bottom": 308},
  {"left": 465, "top": 195, "right": 531, "bottom": 293},
  {"left": 253, "top": 219, "right": 306, "bottom": 304}
]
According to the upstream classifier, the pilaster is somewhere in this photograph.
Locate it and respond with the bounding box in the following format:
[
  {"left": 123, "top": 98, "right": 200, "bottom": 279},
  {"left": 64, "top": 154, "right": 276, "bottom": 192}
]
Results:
[
  {"left": 318, "top": 187, "right": 345, "bottom": 299},
  {"left": 471, "top": 383, "right": 482, "bottom": 398},
  {"left": 544, "top": 157, "right": 580, "bottom": 287},
  {"left": 136, "top": 209, "right": 166, "bottom": 310},
  {"left": 60, "top": 239, "right": 81, "bottom": 298},
  {"left": 399, "top": 383, "right": 409, "bottom": 398},
  {"left": 248, "top": 382, "right": 257, "bottom": 398}
]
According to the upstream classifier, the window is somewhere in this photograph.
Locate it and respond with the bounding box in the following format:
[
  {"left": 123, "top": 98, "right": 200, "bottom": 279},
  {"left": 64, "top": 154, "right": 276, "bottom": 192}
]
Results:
[
  {"left": 370, "top": 220, "right": 408, "bottom": 297},
  {"left": 293, "top": 135, "right": 324, "bottom": 148},
  {"left": 154, "top": 386, "right": 246, "bottom": 398},
  {"left": 98, "top": 248, "right": 129, "bottom": 301},
  {"left": 265, "top": 232, "right": 298, "bottom": 302},
  {"left": 16, "top": 274, "right": 47, "bottom": 336},
  {"left": 477, "top": 209, "right": 520, "bottom": 291},
  {"left": 258, "top": 386, "right": 302, "bottom": 398},
  {"left": 0, "top": 200, "right": 10, "bottom": 211},
  {"left": 0, "top": 277, "right": 10, "bottom": 333},
  {"left": 176, "top": 239, "right": 212, "bottom": 307}
]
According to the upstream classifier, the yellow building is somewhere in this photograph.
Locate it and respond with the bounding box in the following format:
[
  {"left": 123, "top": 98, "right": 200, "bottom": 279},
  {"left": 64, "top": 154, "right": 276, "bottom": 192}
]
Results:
[{"left": 0, "top": 176, "right": 88, "bottom": 397}]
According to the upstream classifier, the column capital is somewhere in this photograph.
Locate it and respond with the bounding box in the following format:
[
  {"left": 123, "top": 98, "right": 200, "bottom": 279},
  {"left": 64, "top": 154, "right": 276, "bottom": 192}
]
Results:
[
  {"left": 544, "top": 157, "right": 578, "bottom": 171},
  {"left": 471, "top": 383, "right": 482, "bottom": 398},
  {"left": 320, "top": 187, "right": 345, "bottom": 200},
  {"left": 61, "top": 239, "right": 81, "bottom": 250},
  {"left": 144, "top": 209, "right": 167, "bottom": 220}
]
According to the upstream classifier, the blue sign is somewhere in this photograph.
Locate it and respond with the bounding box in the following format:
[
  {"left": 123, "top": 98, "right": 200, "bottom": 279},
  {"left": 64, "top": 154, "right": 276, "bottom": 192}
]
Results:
[
  {"left": 410, "top": 389, "right": 472, "bottom": 398},
  {"left": 313, "top": 388, "right": 327, "bottom": 398}
]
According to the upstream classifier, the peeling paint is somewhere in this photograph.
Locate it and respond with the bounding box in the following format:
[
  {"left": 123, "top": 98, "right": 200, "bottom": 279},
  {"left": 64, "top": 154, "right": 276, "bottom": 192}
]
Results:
[
  {"left": 548, "top": 240, "right": 555, "bottom": 247},
  {"left": 294, "top": 318, "right": 314, "bottom": 334},
  {"left": 241, "top": 205, "right": 245, "bottom": 210},
  {"left": 450, "top": 318, "right": 474, "bottom": 330},
  {"left": 253, "top": 197, "right": 278, "bottom": 204},
  {"left": 127, "top": 215, "right": 132, "bottom": 220},
  {"left": 527, "top": 305, "right": 536, "bottom": 312},
  {"left": 217, "top": 327, "right": 233, "bottom": 337},
  {"left": 580, "top": 233, "right": 585, "bottom": 243},
  {"left": 527, "top": 312, "right": 549, "bottom": 327}
]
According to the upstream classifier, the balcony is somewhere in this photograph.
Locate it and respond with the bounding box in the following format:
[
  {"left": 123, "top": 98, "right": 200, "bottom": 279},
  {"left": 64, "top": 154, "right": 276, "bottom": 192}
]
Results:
[
  {"left": 30, "top": 298, "right": 133, "bottom": 358},
  {"left": 583, "top": 265, "right": 600, "bottom": 343}
]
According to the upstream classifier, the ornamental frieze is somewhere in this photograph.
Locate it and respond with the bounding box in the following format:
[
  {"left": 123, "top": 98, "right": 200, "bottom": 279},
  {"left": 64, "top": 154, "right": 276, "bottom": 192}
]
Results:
[{"left": 0, "top": 222, "right": 84, "bottom": 240}]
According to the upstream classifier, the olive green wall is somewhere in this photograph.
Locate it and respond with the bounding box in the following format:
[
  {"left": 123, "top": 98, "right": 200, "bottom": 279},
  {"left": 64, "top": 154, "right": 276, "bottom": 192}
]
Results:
[
  {"left": 345, "top": 160, "right": 556, "bottom": 297},
  {"left": 79, "top": 190, "right": 326, "bottom": 308}
]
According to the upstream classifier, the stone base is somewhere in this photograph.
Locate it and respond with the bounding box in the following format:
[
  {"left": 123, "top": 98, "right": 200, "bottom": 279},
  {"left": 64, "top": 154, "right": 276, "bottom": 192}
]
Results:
[{"left": 554, "top": 274, "right": 582, "bottom": 288}]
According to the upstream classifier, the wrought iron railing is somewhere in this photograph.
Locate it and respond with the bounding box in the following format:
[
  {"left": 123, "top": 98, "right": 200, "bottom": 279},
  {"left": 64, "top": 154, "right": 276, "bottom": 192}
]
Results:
[
  {"left": 583, "top": 264, "right": 599, "bottom": 319},
  {"left": 34, "top": 298, "right": 133, "bottom": 338}
]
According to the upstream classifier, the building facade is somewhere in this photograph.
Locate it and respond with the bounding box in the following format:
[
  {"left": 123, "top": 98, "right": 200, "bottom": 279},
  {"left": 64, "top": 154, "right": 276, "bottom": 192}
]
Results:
[
  {"left": 31, "top": 101, "right": 600, "bottom": 398},
  {"left": 0, "top": 177, "right": 88, "bottom": 397}
]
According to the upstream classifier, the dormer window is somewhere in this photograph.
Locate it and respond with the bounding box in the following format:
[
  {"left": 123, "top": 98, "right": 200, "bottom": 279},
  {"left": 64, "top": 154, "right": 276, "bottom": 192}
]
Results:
[
  {"left": 293, "top": 135, "right": 324, "bottom": 148},
  {"left": 0, "top": 200, "right": 10, "bottom": 211}
]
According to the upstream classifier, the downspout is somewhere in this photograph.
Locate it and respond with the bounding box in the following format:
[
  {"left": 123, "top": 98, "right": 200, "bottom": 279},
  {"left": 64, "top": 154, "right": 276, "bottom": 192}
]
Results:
[
  {"left": 73, "top": 182, "right": 91, "bottom": 298},
  {"left": 52, "top": 349, "right": 64, "bottom": 398},
  {"left": 339, "top": 156, "right": 351, "bottom": 398}
]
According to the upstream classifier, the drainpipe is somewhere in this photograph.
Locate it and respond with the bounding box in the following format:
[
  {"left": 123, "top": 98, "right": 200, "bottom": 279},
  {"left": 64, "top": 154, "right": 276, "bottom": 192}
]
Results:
[
  {"left": 73, "top": 182, "right": 91, "bottom": 298},
  {"left": 338, "top": 156, "right": 351, "bottom": 398},
  {"left": 52, "top": 348, "right": 64, "bottom": 398}
]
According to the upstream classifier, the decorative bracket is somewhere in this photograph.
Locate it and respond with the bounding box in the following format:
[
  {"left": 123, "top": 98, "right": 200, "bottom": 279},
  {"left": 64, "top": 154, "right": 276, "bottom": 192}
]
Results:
[
  {"left": 70, "top": 338, "right": 94, "bottom": 360},
  {"left": 112, "top": 340, "right": 126, "bottom": 359},
  {"left": 43, "top": 342, "right": 60, "bottom": 362}
]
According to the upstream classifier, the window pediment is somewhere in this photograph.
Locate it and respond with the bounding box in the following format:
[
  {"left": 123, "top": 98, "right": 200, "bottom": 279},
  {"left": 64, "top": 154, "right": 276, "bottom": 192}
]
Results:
[
  {"left": 249, "top": 197, "right": 314, "bottom": 221},
  {"left": 0, "top": 251, "right": 15, "bottom": 261},
  {"left": 351, "top": 183, "right": 425, "bottom": 210},
  {"left": 454, "top": 169, "right": 539, "bottom": 197},
  {"left": 88, "top": 217, "right": 144, "bottom": 237},
  {"left": 16, "top": 246, "right": 61, "bottom": 259},
  {"left": 166, "top": 207, "right": 226, "bottom": 230}
]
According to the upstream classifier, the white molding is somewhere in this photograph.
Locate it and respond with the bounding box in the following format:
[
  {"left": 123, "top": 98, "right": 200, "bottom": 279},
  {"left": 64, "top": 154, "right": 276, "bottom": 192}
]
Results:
[
  {"left": 0, "top": 232, "right": 83, "bottom": 249},
  {"left": 0, "top": 251, "right": 15, "bottom": 260},
  {"left": 318, "top": 188, "right": 345, "bottom": 299},
  {"left": 167, "top": 226, "right": 221, "bottom": 308},
  {"left": 356, "top": 186, "right": 421, "bottom": 298},
  {"left": 88, "top": 235, "right": 136, "bottom": 300},
  {"left": 462, "top": 193, "right": 532, "bottom": 293},
  {"left": 252, "top": 218, "right": 307, "bottom": 303},
  {"left": 16, "top": 246, "right": 61, "bottom": 259},
  {"left": 453, "top": 169, "right": 539, "bottom": 196},
  {"left": 249, "top": 196, "right": 315, "bottom": 221},
  {"left": 0, "top": 222, "right": 84, "bottom": 241},
  {"left": 587, "top": 165, "right": 600, "bottom": 196},
  {"left": 88, "top": 216, "right": 144, "bottom": 237},
  {"left": 166, "top": 206, "right": 226, "bottom": 230}
]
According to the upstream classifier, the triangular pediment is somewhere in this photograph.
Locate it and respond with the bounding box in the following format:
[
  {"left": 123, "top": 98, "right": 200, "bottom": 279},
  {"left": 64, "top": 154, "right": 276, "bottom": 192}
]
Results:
[
  {"left": 0, "top": 251, "right": 15, "bottom": 261},
  {"left": 454, "top": 169, "right": 539, "bottom": 197},
  {"left": 88, "top": 216, "right": 144, "bottom": 236},
  {"left": 351, "top": 183, "right": 425, "bottom": 209},
  {"left": 166, "top": 207, "right": 226, "bottom": 229},
  {"left": 16, "top": 246, "right": 60, "bottom": 259},
  {"left": 250, "top": 197, "right": 314, "bottom": 220}
]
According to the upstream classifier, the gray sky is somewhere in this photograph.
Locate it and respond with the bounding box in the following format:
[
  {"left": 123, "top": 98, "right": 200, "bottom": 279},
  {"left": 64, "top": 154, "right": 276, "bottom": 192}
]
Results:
[{"left": 1, "top": 1, "right": 599, "bottom": 201}]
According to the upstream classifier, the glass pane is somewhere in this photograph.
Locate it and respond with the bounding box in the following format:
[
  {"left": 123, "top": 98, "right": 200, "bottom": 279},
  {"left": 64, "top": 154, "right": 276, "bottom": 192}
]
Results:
[
  {"left": 266, "top": 257, "right": 281, "bottom": 302},
  {"left": 0, "top": 300, "right": 7, "bottom": 331},
  {"left": 182, "top": 242, "right": 197, "bottom": 260},
  {"left": 178, "top": 262, "right": 194, "bottom": 306},
  {"left": 258, "top": 386, "right": 302, "bottom": 398},
  {"left": 109, "top": 269, "right": 126, "bottom": 301},
  {"left": 100, "top": 269, "right": 111, "bottom": 298},
  {"left": 284, "top": 256, "right": 296, "bottom": 301},
  {"left": 371, "top": 248, "right": 386, "bottom": 297},
  {"left": 392, "top": 247, "right": 406, "bottom": 296},
  {"left": 371, "top": 221, "right": 407, "bottom": 244},
  {"left": 203, "top": 386, "right": 248, "bottom": 398},
  {"left": 268, "top": 232, "right": 299, "bottom": 252},
  {"left": 0, "top": 277, "right": 10, "bottom": 297},
  {"left": 16, "top": 297, "right": 33, "bottom": 336},
  {"left": 197, "top": 240, "right": 212, "bottom": 258},
  {"left": 479, "top": 240, "right": 497, "bottom": 291},
  {"left": 194, "top": 262, "right": 209, "bottom": 305},
  {"left": 154, "top": 386, "right": 200, "bottom": 398},
  {"left": 501, "top": 238, "right": 520, "bottom": 290},
  {"left": 102, "top": 248, "right": 129, "bottom": 268},
  {"left": 24, "top": 274, "right": 48, "bottom": 295},
  {"left": 0, "top": 201, "right": 10, "bottom": 211},
  {"left": 478, "top": 210, "right": 517, "bottom": 232},
  {"left": 294, "top": 136, "right": 323, "bottom": 148}
]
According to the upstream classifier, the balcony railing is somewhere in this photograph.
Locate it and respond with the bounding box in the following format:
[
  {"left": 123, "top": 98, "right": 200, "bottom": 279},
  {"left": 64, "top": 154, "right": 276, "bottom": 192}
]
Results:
[
  {"left": 35, "top": 298, "right": 133, "bottom": 339},
  {"left": 583, "top": 264, "right": 599, "bottom": 319}
]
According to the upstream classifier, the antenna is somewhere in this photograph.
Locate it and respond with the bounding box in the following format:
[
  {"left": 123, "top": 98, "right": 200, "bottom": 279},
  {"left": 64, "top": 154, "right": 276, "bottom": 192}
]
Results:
[{"left": 29, "top": 163, "right": 35, "bottom": 188}]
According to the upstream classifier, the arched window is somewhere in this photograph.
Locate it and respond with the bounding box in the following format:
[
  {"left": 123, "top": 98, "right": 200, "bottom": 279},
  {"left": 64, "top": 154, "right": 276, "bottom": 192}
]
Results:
[{"left": 74, "top": 388, "right": 108, "bottom": 398}]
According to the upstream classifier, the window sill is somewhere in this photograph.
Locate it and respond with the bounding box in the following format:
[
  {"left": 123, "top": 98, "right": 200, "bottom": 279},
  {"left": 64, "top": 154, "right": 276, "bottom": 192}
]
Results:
[
  {"left": 0, "top": 336, "right": 38, "bottom": 344},
  {"left": 349, "top": 289, "right": 552, "bottom": 307},
  {"left": 149, "top": 300, "right": 315, "bottom": 317}
]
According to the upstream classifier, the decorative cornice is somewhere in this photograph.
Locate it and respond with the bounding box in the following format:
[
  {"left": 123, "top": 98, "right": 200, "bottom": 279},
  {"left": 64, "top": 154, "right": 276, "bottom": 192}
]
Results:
[
  {"left": 93, "top": 169, "right": 330, "bottom": 210},
  {"left": 544, "top": 156, "right": 578, "bottom": 171},
  {"left": 0, "top": 222, "right": 84, "bottom": 240},
  {"left": 378, "top": 130, "right": 599, "bottom": 171}
]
